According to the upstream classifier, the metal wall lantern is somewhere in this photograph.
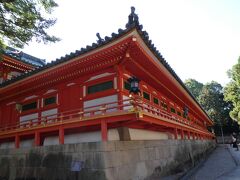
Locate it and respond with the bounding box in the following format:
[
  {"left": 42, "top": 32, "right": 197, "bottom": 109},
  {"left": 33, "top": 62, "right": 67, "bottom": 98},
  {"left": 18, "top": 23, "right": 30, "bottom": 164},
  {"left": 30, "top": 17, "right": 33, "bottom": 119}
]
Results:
[
  {"left": 15, "top": 103, "right": 22, "bottom": 112},
  {"left": 127, "top": 76, "right": 141, "bottom": 95},
  {"left": 183, "top": 106, "right": 189, "bottom": 118}
]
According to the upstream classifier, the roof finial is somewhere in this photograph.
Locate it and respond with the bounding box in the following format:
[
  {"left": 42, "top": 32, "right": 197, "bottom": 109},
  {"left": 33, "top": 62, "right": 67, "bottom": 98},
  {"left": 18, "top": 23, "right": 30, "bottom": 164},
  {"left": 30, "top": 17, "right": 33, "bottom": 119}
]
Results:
[
  {"left": 96, "top": 33, "right": 104, "bottom": 44},
  {"left": 126, "top": 6, "right": 139, "bottom": 28}
]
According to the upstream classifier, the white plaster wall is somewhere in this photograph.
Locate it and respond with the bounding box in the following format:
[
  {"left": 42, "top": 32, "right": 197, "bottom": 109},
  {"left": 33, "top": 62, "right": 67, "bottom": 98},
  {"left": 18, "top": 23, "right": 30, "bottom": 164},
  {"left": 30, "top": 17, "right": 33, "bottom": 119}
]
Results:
[
  {"left": 20, "top": 113, "right": 38, "bottom": 123},
  {"left": 41, "top": 108, "right": 58, "bottom": 124},
  {"left": 86, "top": 72, "right": 114, "bottom": 82},
  {"left": 0, "top": 142, "right": 14, "bottom": 149},
  {"left": 24, "top": 95, "right": 38, "bottom": 101},
  {"left": 123, "top": 95, "right": 132, "bottom": 110},
  {"left": 83, "top": 95, "right": 118, "bottom": 115},
  {"left": 41, "top": 108, "right": 57, "bottom": 119},
  {"left": 143, "top": 104, "right": 149, "bottom": 112},
  {"left": 20, "top": 139, "right": 34, "bottom": 148},
  {"left": 43, "top": 129, "right": 120, "bottom": 146},
  {"left": 43, "top": 136, "right": 59, "bottom": 146},
  {"left": 129, "top": 128, "right": 169, "bottom": 140},
  {"left": 108, "top": 129, "right": 120, "bottom": 141},
  {"left": 65, "top": 131, "right": 101, "bottom": 144}
]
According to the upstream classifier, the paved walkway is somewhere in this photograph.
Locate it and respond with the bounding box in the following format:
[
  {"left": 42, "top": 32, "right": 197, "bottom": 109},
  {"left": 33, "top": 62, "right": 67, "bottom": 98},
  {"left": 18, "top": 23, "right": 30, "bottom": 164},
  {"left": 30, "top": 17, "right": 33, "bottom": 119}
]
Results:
[{"left": 187, "top": 144, "right": 240, "bottom": 180}]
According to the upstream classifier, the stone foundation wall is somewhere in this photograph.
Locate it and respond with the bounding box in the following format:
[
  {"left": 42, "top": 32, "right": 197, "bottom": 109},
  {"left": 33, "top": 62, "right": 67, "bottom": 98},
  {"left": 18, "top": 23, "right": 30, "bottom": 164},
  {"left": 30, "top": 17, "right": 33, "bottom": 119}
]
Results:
[{"left": 0, "top": 140, "right": 216, "bottom": 180}]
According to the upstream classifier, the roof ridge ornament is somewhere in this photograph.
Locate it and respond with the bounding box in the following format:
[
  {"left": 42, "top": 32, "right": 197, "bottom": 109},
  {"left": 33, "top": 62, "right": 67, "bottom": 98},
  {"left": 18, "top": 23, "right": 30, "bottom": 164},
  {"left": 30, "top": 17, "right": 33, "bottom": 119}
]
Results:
[
  {"left": 96, "top": 33, "right": 104, "bottom": 44},
  {"left": 126, "top": 6, "right": 139, "bottom": 28}
]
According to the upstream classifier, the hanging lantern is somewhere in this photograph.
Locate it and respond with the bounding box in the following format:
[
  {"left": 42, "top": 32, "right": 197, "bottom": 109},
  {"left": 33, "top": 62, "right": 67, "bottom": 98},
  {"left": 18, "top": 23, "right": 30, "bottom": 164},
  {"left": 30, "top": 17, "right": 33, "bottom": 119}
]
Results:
[
  {"left": 16, "top": 103, "right": 22, "bottom": 112},
  {"left": 183, "top": 106, "right": 189, "bottom": 118},
  {"left": 127, "top": 76, "right": 141, "bottom": 95}
]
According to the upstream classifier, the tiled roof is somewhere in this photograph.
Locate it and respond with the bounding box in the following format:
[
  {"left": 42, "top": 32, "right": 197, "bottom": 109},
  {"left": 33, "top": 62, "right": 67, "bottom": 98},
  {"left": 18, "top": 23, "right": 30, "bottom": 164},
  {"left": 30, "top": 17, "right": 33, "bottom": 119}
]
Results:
[
  {"left": 0, "top": 7, "right": 212, "bottom": 122},
  {"left": 3, "top": 47, "right": 46, "bottom": 67}
]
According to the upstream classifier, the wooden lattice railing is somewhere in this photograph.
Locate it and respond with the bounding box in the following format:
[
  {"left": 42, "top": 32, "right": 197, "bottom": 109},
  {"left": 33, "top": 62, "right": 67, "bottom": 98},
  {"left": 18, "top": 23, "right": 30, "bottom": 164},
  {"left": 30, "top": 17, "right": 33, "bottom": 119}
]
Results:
[{"left": 0, "top": 97, "right": 208, "bottom": 133}]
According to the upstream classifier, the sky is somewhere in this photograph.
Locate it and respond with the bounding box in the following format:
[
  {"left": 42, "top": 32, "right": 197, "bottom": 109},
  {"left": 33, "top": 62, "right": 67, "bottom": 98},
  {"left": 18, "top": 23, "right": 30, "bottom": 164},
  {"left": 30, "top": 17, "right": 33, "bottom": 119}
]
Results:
[{"left": 23, "top": 0, "right": 240, "bottom": 86}]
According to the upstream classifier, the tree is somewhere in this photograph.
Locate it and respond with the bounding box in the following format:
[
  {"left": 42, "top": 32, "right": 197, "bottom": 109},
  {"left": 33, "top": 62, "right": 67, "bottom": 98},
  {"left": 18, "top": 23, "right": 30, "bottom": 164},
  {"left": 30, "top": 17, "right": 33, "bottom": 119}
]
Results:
[
  {"left": 224, "top": 57, "right": 240, "bottom": 123},
  {"left": 0, "top": 0, "right": 59, "bottom": 50},
  {"left": 198, "top": 82, "right": 230, "bottom": 125},
  {"left": 185, "top": 79, "right": 239, "bottom": 135},
  {"left": 184, "top": 79, "right": 203, "bottom": 98}
]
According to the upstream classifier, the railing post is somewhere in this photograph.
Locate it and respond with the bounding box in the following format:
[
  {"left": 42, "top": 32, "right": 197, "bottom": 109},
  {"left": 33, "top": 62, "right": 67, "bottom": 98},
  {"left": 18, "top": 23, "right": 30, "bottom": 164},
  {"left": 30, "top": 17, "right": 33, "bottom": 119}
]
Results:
[
  {"left": 100, "top": 105, "right": 107, "bottom": 115},
  {"left": 78, "top": 111, "right": 84, "bottom": 119},
  {"left": 101, "top": 120, "right": 108, "bottom": 141},
  {"left": 29, "top": 120, "right": 33, "bottom": 127},
  {"left": 59, "top": 113, "right": 63, "bottom": 122}
]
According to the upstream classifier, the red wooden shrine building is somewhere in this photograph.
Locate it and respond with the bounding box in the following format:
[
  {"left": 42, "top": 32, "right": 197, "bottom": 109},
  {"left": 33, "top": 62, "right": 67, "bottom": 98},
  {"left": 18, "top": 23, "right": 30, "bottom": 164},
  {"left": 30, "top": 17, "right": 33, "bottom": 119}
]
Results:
[
  {"left": 0, "top": 8, "right": 214, "bottom": 149},
  {"left": 0, "top": 47, "right": 45, "bottom": 83}
]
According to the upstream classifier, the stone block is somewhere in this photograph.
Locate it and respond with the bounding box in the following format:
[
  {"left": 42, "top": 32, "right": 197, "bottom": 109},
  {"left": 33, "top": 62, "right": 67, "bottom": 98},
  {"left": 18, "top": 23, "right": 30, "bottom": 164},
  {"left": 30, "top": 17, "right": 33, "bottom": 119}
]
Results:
[
  {"left": 147, "top": 148, "right": 156, "bottom": 160},
  {"left": 104, "top": 167, "right": 119, "bottom": 180},
  {"left": 121, "top": 149, "right": 140, "bottom": 164},
  {"left": 139, "top": 148, "right": 149, "bottom": 161},
  {"left": 144, "top": 140, "right": 168, "bottom": 148},
  {"left": 91, "top": 152, "right": 105, "bottom": 169},
  {"left": 115, "top": 141, "right": 144, "bottom": 151},
  {"left": 73, "top": 141, "right": 115, "bottom": 152},
  {"left": 0, "top": 140, "right": 217, "bottom": 180},
  {"left": 134, "top": 162, "right": 148, "bottom": 180},
  {"left": 102, "top": 151, "right": 122, "bottom": 168}
]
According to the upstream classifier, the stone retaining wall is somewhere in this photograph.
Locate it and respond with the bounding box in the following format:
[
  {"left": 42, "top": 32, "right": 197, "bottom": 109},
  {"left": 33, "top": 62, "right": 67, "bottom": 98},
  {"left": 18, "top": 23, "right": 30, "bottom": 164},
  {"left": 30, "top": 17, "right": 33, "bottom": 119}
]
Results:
[{"left": 0, "top": 140, "right": 216, "bottom": 180}]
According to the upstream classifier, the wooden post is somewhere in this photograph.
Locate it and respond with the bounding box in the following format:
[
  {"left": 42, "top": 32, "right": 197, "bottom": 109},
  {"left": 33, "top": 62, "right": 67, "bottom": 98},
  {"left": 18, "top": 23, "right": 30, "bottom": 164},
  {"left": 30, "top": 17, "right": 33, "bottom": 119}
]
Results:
[
  {"left": 187, "top": 131, "right": 190, "bottom": 140},
  {"left": 59, "top": 127, "right": 64, "bottom": 145},
  {"left": 174, "top": 128, "right": 178, "bottom": 139},
  {"left": 15, "top": 135, "right": 20, "bottom": 148},
  {"left": 181, "top": 129, "right": 184, "bottom": 140},
  {"left": 115, "top": 65, "right": 124, "bottom": 110},
  {"left": 2, "top": 68, "right": 9, "bottom": 81},
  {"left": 192, "top": 132, "right": 195, "bottom": 140},
  {"left": 101, "top": 120, "right": 108, "bottom": 141},
  {"left": 35, "top": 131, "right": 40, "bottom": 146}
]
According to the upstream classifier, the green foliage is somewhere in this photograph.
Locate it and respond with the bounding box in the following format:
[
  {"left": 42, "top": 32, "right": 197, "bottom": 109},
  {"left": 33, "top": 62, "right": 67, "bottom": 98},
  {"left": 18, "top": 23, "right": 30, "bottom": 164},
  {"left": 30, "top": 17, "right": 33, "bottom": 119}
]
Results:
[
  {"left": 224, "top": 57, "right": 240, "bottom": 122},
  {"left": 184, "top": 79, "right": 239, "bottom": 135},
  {"left": 198, "top": 82, "right": 230, "bottom": 125},
  {"left": 0, "top": 0, "right": 59, "bottom": 50},
  {"left": 184, "top": 78, "right": 203, "bottom": 98}
]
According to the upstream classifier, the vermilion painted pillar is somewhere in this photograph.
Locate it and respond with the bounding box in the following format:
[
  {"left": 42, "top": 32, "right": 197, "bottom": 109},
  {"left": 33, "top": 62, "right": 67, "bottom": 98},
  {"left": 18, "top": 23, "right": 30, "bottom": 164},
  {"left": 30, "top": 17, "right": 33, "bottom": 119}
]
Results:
[
  {"left": 35, "top": 131, "right": 40, "bottom": 146},
  {"left": 2, "top": 71, "right": 8, "bottom": 81},
  {"left": 101, "top": 120, "right": 108, "bottom": 141},
  {"left": 115, "top": 65, "right": 124, "bottom": 110},
  {"left": 59, "top": 127, "right": 64, "bottom": 145},
  {"left": 187, "top": 131, "right": 190, "bottom": 140},
  {"left": 192, "top": 132, "right": 195, "bottom": 140},
  {"left": 181, "top": 129, "right": 184, "bottom": 140},
  {"left": 174, "top": 128, "right": 178, "bottom": 139},
  {"left": 15, "top": 135, "right": 20, "bottom": 148}
]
